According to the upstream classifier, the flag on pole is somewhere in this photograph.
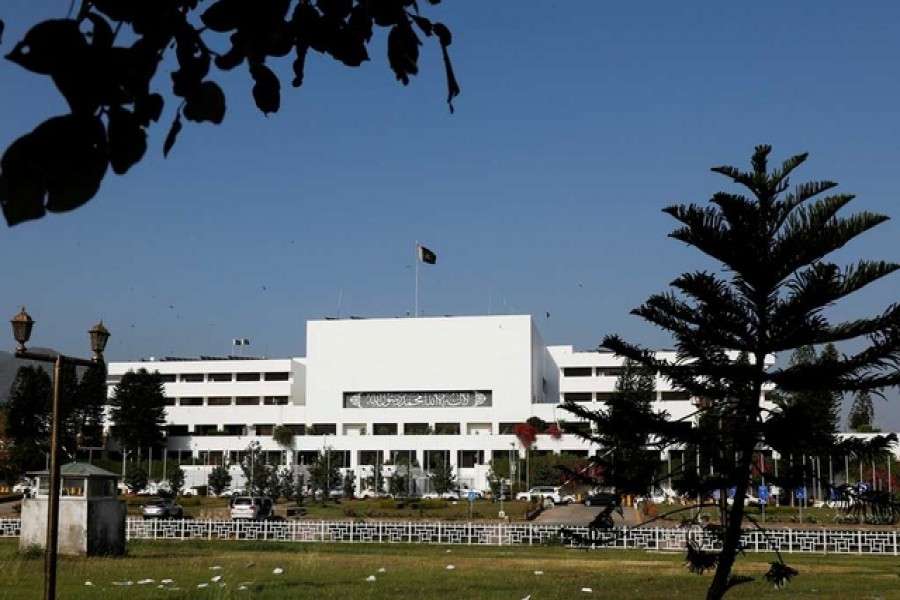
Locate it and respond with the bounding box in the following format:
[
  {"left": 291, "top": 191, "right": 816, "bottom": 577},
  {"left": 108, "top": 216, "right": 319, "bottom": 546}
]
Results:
[{"left": 417, "top": 244, "right": 437, "bottom": 265}]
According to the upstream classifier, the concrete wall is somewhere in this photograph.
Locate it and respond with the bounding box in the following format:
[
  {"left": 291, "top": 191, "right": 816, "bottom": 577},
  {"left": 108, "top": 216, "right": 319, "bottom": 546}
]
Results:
[{"left": 19, "top": 497, "right": 125, "bottom": 556}]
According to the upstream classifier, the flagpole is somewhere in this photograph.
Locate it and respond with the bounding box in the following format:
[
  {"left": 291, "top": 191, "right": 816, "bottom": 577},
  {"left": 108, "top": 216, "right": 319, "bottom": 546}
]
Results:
[{"left": 415, "top": 241, "right": 420, "bottom": 318}]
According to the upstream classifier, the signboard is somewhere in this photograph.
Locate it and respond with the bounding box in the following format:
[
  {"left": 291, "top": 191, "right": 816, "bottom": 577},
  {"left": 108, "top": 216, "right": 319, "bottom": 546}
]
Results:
[
  {"left": 758, "top": 485, "right": 769, "bottom": 502},
  {"left": 468, "top": 490, "right": 476, "bottom": 502},
  {"left": 344, "top": 390, "right": 492, "bottom": 409}
]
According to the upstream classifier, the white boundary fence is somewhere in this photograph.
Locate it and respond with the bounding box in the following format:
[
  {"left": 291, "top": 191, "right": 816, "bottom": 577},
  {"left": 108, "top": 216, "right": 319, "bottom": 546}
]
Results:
[{"left": 0, "top": 518, "right": 897, "bottom": 555}]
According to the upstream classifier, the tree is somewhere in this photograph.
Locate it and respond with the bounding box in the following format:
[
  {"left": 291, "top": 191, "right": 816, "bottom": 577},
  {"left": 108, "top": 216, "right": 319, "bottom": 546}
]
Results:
[
  {"left": 848, "top": 390, "right": 876, "bottom": 432},
  {"left": 239, "top": 441, "right": 274, "bottom": 496},
  {"left": 600, "top": 146, "right": 899, "bottom": 600},
  {"left": 124, "top": 463, "right": 148, "bottom": 493},
  {"left": 563, "top": 358, "right": 664, "bottom": 496},
  {"left": 272, "top": 425, "right": 294, "bottom": 447},
  {"left": 109, "top": 368, "right": 167, "bottom": 456},
  {"left": 70, "top": 362, "right": 109, "bottom": 452},
  {"left": 0, "top": 1, "right": 459, "bottom": 227},
  {"left": 168, "top": 466, "right": 186, "bottom": 496},
  {"left": 207, "top": 465, "right": 232, "bottom": 496},
  {"left": 308, "top": 449, "right": 340, "bottom": 503},
  {"left": 4, "top": 366, "right": 52, "bottom": 474},
  {"left": 765, "top": 345, "right": 844, "bottom": 457},
  {"left": 428, "top": 456, "right": 455, "bottom": 494},
  {"left": 342, "top": 469, "right": 356, "bottom": 498},
  {"left": 364, "top": 465, "right": 386, "bottom": 496}
]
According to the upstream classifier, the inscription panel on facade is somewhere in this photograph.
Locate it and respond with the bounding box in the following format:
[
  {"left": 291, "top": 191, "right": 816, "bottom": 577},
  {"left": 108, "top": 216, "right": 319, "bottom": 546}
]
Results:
[{"left": 343, "top": 390, "right": 492, "bottom": 409}]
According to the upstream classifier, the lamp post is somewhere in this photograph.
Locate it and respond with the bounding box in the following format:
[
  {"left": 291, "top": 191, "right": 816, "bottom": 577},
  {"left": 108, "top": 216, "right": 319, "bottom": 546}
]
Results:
[{"left": 10, "top": 308, "right": 110, "bottom": 600}]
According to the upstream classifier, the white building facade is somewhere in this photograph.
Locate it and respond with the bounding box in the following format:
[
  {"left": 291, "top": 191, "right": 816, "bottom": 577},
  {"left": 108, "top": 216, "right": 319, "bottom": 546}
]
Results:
[{"left": 105, "top": 315, "right": 773, "bottom": 492}]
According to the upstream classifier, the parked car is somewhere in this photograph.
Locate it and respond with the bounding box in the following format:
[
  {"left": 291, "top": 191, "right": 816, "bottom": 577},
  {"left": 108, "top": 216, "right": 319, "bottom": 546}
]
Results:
[
  {"left": 583, "top": 488, "right": 618, "bottom": 507},
  {"left": 649, "top": 487, "right": 678, "bottom": 505},
  {"left": 12, "top": 480, "right": 33, "bottom": 497},
  {"left": 141, "top": 498, "right": 183, "bottom": 519},
  {"left": 230, "top": 496, "right": 274, "bottom": 520},
  {"left": 516, "top": 486, "right": 564, "bottom": 504}
]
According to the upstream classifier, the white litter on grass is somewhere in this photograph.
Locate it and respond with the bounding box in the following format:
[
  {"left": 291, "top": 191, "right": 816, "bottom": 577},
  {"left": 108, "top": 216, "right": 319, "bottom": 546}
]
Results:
[
  {"left": 84, "top": 582, "right": 93, "bottom": 586},
  {"left": 137, "top": 579, "right": 155, "bottom": 585},
  {"left": 238, "top": 585, "right": 248, "bottom": 591},
  {"left": 197, "top": 583, "right": 209, "bottom": 589},
  {"left": 366, "top": 575, "right": 377, "bottom": 582},
  {"left": 581, "top": 587, "right": 593, "bottom": 593},
  {"left": 522, "top": 595, "right": 531, "bottom": 600},
  {"left": 209, "top": 565, "right": 222, "bottom": 570},
  {"left": 446, "top": 565, "right": 456, "bottom": 570},
  {"left": 272, "top": 567, "right": 284, "bottom": 575},
  {"left": 112, "top": 581, "right": 133, "bottom": 586},
  {"left": 161, "top": 579, "right": 174, "bottom": 584},
  {"left": 446, "top": 549, "right": 452, "bottom": 553},
  {"left": 534, "top": 571, "right": 544, "bottom": 575},
  {"left": 211, "top": 575, "right": 222, "bottom": 582},
  {"left": 377, "top": 567, "right": 386, "bottom": 573}
]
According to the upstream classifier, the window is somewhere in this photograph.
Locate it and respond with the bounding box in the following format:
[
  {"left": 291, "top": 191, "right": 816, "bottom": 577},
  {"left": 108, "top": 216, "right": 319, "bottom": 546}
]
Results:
[
  {"left": 236, "top": 372, "right": 261, "bottom": 382},
  {"left": 296, "top": 451, "right": 318, "bottom": 465},
  {"left": 595, "top": 392, "right": 616, "bottom": 403},
  {"left": 285, "top": 424, "right": 306, "bottom": 435},
  {"left": 166, "top": 425, "right": 188, "bottom": 436},
  {"left": 208, "top": 373, "right": 232, "bottom": 382},
  {"left": 235, "top": 396, "right": 259, "bottom": 406},
  {"left": 498, "top": 422, "right": 518, "bottom": 434},
  {"left": 207, "top": 397, "right": 231, "bottom": 406},
  {"left": 264, "top": 372, "right": 290, "bottom": 381},
  {"left": 263, "top": 396, "right": 288, "bottom": 406},
  {"left": 373, "top": 423, "right": 398, "bottom": 436},
  {"left": 193, "top": 424, "right": 217, "bottom": 435},
  {"left": 164, "top": 397, "right": 176, "bottom": 406},
  {"left": 661, "top": 391, "right": 690, "bottom": 401},
  {"left": 358, "top": 450, "right": 384, "bottom": 466},
  {"left": 458, "top": 450, "right": 483, "bottom": 468},
  {"left": 181, "top": 373, "right": 203, "bottom": 382},
  {"left": 562, "top": 367, "right": 592, "bottom": 377},
  {"left": 179, "top": 397, "right": 202, "bottom": 406},
  {"left": 311, "top": 423, "right": 337, "bottom": 436},
  {"left": 404, "top": 423, "right": 431, "bottom": 435},
  {"left": 222, "top": 424, "right": 245, "bottom": 435},
  {"left": 159, "top": 374, "right": 176, "bottom": 382},
  {"left": 595, "top": 368, "right": 622, "bottom": 377},
  {"left": 560, "top": 421, "right": 591, "bottom": 436},
  {"left": 564, "top": 392, "right": 592, "bottom": 403},
  {"left": 256, "top": 424, "right": 274, "bottom": 436},
  {"left": 434, "top": 422, "right": 460, "bottom": 435}
]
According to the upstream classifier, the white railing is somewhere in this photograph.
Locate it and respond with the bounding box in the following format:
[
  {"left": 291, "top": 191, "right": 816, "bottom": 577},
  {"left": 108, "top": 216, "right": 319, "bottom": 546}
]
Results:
[{"left": 0, "top": 518, "right": 896, "bottom": 555}]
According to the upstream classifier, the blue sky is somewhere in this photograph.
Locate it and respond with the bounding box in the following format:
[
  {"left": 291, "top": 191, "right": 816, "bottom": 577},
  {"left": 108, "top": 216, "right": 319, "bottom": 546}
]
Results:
[{"left": 1, "top": 2, "right": 898, "bottom": 428}]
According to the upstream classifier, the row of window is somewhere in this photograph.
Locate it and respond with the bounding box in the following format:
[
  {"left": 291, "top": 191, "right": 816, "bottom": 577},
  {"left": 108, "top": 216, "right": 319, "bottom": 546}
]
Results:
[
  {"left": 562, "top": 367, "right": 624, "bottom": 378},
  {"left": 563, "top": 391, "right": 692, "bottom": 402},
  {"left": 167, "top": 421, "right": 594, "bottom": 437},
  {"left": 164, "top": 396, "right": 290, "bottom": 406},
  {"left": 107, "top": 372, "right": 291, "bottom": 385},
  {"left": 181, "top": 448, "right": 592, "bottom": 470}
]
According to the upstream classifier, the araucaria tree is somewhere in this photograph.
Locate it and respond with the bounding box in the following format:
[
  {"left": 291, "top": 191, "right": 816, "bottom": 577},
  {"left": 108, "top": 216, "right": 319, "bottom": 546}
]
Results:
[
  {"left": 847, "top": 390, "right": 876, "bottom": 432},
  {"left": 109, "top": 368, "right": 168, "bottom": 457},
  {"left": 602, "top": 146, "right": 899, "bottom": 600}
]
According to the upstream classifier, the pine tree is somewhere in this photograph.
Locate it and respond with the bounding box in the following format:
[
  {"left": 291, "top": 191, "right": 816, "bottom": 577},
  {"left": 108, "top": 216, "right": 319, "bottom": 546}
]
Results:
[
  {"left": 602, "top": 146, "right": 899, "bottom": 600},
  {"left": 4, "top": 366, "right": 52, "bottom": 473},
  {"left": 848, "top": 390, "right": 876, "bottom": 432},
  {"left": 109, "top": 368, "right": 168, "bottom": 456}
]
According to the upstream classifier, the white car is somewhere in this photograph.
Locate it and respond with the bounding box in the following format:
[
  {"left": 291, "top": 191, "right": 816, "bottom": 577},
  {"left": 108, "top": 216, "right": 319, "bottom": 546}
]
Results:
[
  {"left": 516, "top": 487, "right": 564, "bottom": 504},
  {"left": 12, "top": 482, "right": 33, "bottom": 497}
]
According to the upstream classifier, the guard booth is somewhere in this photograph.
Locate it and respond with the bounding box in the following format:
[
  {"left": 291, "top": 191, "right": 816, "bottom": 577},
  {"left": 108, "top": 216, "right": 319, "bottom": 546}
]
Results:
[{"left": 20, "top": 462, "right": 126, "bottom": 556}]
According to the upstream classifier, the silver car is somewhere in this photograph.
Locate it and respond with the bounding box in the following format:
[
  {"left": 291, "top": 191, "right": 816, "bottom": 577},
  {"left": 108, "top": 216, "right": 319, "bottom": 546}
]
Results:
[{"left": 141, "top": 498, "right": 183, "bottom": 519}]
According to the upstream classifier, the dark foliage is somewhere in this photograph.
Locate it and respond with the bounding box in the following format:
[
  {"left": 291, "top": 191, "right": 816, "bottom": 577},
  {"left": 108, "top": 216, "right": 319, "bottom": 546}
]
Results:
[
  {"left": 109, "top": 368, "right": 168, "bottom": 455},
  {"left": 0, "top": 1, "right": 459, "bottom": 226},
  {"left": 583, "top": 146, "right": 898, "bottom": 600},
  {"left": 763, "top": 562, "right": 799, "bottom": 589}
]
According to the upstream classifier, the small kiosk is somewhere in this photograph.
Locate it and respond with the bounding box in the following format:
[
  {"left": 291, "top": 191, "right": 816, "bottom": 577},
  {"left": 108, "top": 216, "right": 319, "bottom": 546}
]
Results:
[{"left": 20, "top": 462, "right": 126, "bottom": 556}]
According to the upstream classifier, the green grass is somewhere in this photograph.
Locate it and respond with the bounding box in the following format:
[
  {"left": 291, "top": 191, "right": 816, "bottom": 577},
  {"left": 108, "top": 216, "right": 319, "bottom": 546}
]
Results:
[{"left": 0, "top": 538, "right": 898, "bottom": 599}]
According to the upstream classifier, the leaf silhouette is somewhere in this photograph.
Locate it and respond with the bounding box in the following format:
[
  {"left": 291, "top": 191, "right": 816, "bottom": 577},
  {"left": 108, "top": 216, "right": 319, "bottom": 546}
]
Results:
[
  {"left": 183, "top": 81, "right": 226, "bottom": 124},
  {"left": 163, "top": 114, "right": 182, "bottom": 158},
  {"left": 0, "top": 114, "right": 108, "bottom": 225},
  {"left": 201, "top": 0, "right": 243, "bottom": 33},
  {"left": 387, "top": 22, "right": 420, "bottom": 85},
  {"left": 107, "top": 106, "right": 147, "bottom": 175},
  {"left": 5, "top": 19, "right": 87, "bottom": 75},
  {"left": 250, "top": 63, "right": 281, "bottom": 115}
]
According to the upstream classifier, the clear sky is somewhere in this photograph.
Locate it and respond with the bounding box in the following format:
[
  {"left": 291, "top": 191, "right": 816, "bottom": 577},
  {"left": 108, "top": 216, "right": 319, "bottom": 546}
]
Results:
[{"left": 1, "top": 2, "right": 897, "bottom": 428}]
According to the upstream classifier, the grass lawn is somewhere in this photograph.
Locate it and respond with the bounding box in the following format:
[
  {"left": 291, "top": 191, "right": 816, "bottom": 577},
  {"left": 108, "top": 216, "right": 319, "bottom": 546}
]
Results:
[{"left": 0, "top": 539, "right": 898, "bottom": 599}]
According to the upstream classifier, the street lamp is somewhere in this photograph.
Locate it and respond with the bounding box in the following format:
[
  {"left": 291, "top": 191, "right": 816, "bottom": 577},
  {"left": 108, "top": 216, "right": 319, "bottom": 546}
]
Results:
[{"left": 11, "top": 308, "right": 109, "bottom": 600}]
